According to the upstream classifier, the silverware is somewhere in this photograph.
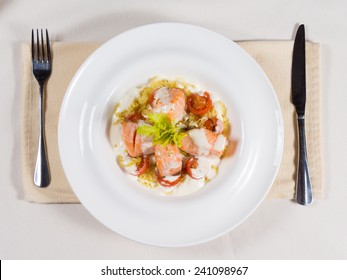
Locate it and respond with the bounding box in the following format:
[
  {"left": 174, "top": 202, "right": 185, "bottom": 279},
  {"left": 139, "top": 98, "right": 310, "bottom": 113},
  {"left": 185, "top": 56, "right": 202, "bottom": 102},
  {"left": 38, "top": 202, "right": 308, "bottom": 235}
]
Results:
[
  {"left": 291, "top": 24, "right": 312, "bottom": 205},
  {"left": 31, "top": 29, "right": 52, "bottom": 188}
]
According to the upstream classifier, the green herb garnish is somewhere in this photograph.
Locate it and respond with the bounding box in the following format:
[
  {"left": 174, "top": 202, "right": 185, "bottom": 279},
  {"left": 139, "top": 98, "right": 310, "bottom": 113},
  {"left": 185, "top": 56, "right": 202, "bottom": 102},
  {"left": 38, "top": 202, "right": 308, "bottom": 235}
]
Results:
[{"left": 137, "top": 113, "right": 186, "bottom": 147}]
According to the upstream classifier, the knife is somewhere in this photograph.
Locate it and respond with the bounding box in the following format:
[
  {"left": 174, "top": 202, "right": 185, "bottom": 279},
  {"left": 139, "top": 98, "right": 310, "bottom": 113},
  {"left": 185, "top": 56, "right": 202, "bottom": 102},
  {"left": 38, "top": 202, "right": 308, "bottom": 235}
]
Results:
[{"left": 291, "top": 24, "right": 313, "bottom": 205}]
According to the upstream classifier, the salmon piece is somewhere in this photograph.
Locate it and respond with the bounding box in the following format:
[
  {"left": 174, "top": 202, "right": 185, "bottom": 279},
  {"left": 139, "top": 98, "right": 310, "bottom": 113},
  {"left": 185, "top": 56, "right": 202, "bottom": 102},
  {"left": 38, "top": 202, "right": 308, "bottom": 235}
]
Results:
[
  {"left": 150, "top": 87, "right": 186, "bottom": 122},
  {"left": 134, "top": 133, "right": 154, "bottom": 156},
  {"left": 180, "top": 135, "right": 199, "bottom": 155},
  {"left": 181, "top": 128, "right": 216, "bottom": 156},
  {"left": 181, "top": 128, "right": 226, "bottom": 157},
  {"left": 121, "top": 121, "right": 138, "bottom": 157},
  {"left": 122, "top": 121, "right": 154, "bottom": 157},
  {"left": 155, "top": 144, "right": 183, "bottom": 177},
  {"left": 211, "top": 134, "right": 227, "bottom": 157},
  {"left": 167, "top": 88, "right": 186, "bottom": 121}
]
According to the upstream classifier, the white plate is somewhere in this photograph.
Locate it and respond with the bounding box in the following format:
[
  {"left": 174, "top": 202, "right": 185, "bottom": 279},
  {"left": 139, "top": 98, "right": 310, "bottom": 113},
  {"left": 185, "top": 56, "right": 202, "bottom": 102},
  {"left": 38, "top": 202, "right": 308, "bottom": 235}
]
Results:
[{"left": 58, "top": 23, "right": 284, "bottom": 247}]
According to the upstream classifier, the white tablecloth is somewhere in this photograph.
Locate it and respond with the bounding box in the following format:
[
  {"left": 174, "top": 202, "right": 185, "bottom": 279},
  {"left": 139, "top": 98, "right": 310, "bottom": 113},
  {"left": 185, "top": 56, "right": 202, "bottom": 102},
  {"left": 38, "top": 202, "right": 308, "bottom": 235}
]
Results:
[{"left": 1, "top": 0, "right": 346, "bottom": 259}]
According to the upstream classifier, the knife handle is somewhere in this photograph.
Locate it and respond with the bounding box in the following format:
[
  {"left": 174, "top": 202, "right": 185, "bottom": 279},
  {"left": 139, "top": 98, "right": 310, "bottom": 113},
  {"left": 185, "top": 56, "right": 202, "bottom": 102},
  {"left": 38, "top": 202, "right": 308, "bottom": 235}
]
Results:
[{"left": 296, "top": 115, "right": 313, "bottom": 205}]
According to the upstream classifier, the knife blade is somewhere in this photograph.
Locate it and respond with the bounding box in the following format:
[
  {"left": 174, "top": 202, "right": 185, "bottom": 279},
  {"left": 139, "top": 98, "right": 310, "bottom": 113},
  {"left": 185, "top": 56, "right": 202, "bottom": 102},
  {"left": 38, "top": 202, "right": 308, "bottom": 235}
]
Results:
[
  {"left": 292, "top": 24, "right": 306, "bottom": 116},
  {"left": 291, "top": 24, "right": 313, "bottom": 205}
]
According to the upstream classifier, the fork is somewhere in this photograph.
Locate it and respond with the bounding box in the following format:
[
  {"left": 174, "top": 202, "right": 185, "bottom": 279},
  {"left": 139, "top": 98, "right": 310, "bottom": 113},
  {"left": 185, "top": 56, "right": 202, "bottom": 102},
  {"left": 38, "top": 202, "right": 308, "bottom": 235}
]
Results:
[{"left": 31, "top": 29, "right": 52, "bottom": 188}]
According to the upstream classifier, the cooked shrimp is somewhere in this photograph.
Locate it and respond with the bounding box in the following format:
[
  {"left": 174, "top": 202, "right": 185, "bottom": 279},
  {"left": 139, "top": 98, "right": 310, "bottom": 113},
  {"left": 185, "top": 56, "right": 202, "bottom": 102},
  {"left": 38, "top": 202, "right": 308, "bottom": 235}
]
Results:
[
  {"left": 180, "top": 128, "right": 226, "bottom": 157},
  {"left": 150, "top": 87, "right": 186, "bottom": 122},
  {"left": 122, "top": 121, "right": 154, "bottom": 157},
  {"left": 155, "top": 144, "right": 183, "bottom": 177}
]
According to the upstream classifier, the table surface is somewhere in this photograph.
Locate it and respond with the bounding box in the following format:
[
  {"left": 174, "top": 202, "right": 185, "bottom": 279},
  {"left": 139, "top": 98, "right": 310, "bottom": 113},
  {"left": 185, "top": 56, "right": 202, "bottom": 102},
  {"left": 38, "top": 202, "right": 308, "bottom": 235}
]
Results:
[{"left": 1, "top": 0, "right": 346, "bottom": 259}]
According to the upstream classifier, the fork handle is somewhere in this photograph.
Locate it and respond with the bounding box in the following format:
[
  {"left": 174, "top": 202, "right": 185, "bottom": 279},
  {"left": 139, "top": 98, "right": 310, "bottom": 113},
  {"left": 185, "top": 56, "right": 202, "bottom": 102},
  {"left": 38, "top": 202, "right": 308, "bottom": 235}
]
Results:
[
  {"left": 34, "top": 85, "right": 51, "bottom": 188},
  {"left": 295, "top": 115, "right": 312, "bottom": 205}
]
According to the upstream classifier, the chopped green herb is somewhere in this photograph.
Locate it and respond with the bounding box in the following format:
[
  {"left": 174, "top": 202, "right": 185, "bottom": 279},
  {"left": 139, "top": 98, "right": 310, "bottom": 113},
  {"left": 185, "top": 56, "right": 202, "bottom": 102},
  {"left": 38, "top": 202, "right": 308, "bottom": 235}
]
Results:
[{"left": 137, "top": 113, "right": 186, "bottom": 147}]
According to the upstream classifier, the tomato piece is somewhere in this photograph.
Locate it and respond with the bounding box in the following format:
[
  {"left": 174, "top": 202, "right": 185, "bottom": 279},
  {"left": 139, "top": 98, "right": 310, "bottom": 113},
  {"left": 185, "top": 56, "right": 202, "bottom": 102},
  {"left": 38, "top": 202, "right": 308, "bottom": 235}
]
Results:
[
  {"left": 130, "top": 156, "right": 150, "bottom": 176},
  {"left": 156, "top": 171, "right": 182, "bottom": 187},
  {"left": 127, "top": 112, "right": 143, "bottom": 122},
  {"left": 185, "top": 157, "right": 203, "bottom": 179},
  {"left": 203, "top": 118, "right": 216, "bottom": 131},
  {"left": 203, "top": 117, "right": 224, "bottom": 133},
  {"left": 187, "top": 92, "right": 213, "bottom": 116}
]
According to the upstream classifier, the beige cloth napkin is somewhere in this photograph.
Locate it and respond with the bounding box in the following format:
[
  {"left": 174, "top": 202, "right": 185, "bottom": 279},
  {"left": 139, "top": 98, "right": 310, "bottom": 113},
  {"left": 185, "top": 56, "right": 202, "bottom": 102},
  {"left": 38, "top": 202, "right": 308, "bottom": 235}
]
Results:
[{"left": 21, "top": 41, "right": 322, "bottom": 203}]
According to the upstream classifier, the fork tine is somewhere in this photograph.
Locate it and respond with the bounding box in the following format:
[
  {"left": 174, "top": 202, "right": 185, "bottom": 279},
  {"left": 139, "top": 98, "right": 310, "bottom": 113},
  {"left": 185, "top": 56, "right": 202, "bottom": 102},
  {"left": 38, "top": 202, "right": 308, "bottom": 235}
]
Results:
[
  {"left": 46, "top": 29, "right": 51, "bottom": 62},
  {"left": 40, "top": 29, "right": 45, "bottom": 61},
  {"left": 31, "top": 29, "right": 35, "bottom": 61},
  {"left": 36, "top": 29, "right": 40, "bottom": 61}
]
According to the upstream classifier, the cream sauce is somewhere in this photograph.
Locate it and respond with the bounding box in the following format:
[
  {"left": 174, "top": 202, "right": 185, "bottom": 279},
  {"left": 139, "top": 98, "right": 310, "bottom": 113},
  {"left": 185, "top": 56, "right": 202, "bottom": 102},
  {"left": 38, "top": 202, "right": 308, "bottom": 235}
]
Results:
[
  {"left": 214, "top": 101, "right": 223, "bottom": 120},
  {"left": 214, "top": 134, "right": 226, "bottom": 152},
  {"left": 188, "top": 129, "right": 211, "bottom": 156},
  {"left": 190, "top": 157, "right": 211, "bottom": 179},
  {"left": 152, "top": 87, "right": 175, "bottom": 114}
]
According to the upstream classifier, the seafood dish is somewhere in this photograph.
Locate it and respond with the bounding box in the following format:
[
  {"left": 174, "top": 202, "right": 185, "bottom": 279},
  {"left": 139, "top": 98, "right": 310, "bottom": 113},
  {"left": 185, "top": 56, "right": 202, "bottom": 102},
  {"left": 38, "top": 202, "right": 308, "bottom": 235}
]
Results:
[{"left": 110, "top": 77, "right": 236, "bottom": 196}]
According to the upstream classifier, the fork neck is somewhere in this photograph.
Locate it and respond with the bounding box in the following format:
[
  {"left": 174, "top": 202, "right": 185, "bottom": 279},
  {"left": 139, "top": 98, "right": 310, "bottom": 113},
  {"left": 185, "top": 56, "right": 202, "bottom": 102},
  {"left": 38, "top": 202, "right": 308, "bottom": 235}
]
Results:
[{"left": 38, "top": 83, "right": 45, "bottom": 95}]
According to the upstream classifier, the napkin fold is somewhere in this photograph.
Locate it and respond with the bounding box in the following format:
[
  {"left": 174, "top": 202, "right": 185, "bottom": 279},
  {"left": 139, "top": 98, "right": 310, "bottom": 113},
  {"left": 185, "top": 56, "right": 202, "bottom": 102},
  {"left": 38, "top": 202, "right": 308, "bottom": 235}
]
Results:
[{"left": 21, "top": 41, "right": 322, "bottom": 203}]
